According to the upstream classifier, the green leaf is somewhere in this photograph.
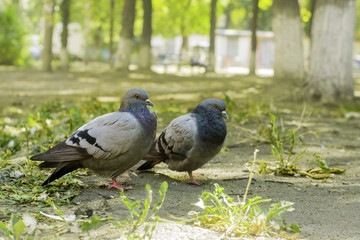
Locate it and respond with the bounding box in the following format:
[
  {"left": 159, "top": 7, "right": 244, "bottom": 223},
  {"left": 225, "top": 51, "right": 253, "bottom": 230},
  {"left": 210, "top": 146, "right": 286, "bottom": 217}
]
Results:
[
  {"left": 292, "top": 150, "right": 307, "bottom": 164},
  {"left": 269, "top": 113, "right": 279, "bottom": 144},
  {"left": 13, "top": 219, "right": 25, "bottom": 240},
  {"left": 312, "top": 153, "right": 330, "bottom": 172},
  {"left": 266, "top": 201, "right": 294, "bottom": 223},
  {"left": 290, "top": 223, "right": 301, "bottom": 233},
  {"left": 121, "top": 190, "right": 140, "bottom": 212},
  {"left": 46, "top": 200, "right": 65, "bottom": 221},
  {"left": 138, "top": 184, "right": 152, "bottom": 224},
  {"left": 152, "top": 182, "right": 168, "bottom": 215},
  {"left": 0, "top": 222, "right": 11, "bottom": 238},
  {"left": 159, "top": 181, "right": 168, "bottom": 196},
  {"left": 27, "top": 114, "right": 36, "bottom": 128},
  {"left": 287, "top": 131, "right": 295, "bottom": 164},
  {"left": 82, "top": 216, "right": 110, "bottom": 232}
]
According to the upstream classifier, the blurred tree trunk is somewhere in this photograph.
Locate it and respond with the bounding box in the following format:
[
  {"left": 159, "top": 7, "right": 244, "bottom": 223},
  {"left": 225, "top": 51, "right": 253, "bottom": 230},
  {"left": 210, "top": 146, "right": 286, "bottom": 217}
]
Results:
[
  {"left": 304, "top": 0, "right": 356, "bottom": 103},
  {"left": 272, "top": 0, "right": 304, "bottom": 83},
  {"left": 109, "top": 0, "right": 115, "bottom": 68},
  {"left": 249, "top": 0, "right": 259, "bottom": 75},
  {"left": 115, "top": 0, "right": 136, "bottom": 71},
  {"left": 177, "top": 0, "right": 191, "bottom": 72},
  {"left": 84, "top": 2, "right": 90, "bottom": 65},
  {"left": 207, "top": 0, "right": 217, "bottom": 73},
  {"left": 93, "top": 26, "right": 102, "bottom": 60},
  {"left": 42, "top": 0, "right": 55, "bottom": 72},
  {"left": 178, "top": 34, "right": 188, "bottom": 71},
  {"left": 60, "top": 0, "right": 70, "bottom": 70},
  {"left": 138, "top": 0, "right": 152, "bottom": 71},
  {"left": 308, "top": 0, "right": 316, "bottom": 39}
]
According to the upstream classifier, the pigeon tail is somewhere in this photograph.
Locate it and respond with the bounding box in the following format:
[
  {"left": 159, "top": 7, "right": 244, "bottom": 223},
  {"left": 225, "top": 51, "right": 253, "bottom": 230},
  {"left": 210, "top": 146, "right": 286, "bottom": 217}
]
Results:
[
  {"left": 137, "top": 139, "right": 166, "bottom": 171},
  {"left": 30, "top": 140, "right": 89, "bottom": 162},
  {"left": 137, "top": 158, "right": 162, "bottom": 171},
  {"left": 42, "top": 161, "right": 83, "bottom": 186}
]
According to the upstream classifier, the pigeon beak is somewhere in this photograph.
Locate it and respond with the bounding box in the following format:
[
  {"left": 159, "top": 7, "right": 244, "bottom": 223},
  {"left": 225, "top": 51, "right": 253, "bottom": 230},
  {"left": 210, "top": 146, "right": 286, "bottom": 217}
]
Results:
[
  {"left": 145, "top": 99, "right": 155, "bottom": 108},
  {"left": 222, "top": 111, "right": 229, "bottom": 119}
]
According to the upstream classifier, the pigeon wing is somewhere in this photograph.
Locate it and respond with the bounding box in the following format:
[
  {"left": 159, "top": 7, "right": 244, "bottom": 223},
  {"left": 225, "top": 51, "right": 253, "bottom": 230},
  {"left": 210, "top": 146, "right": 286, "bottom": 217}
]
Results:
[
  {"left": 159, "top": 114, "right": 196, "bottom": 161},
  {"left": 66, "top": 111, "right": 140, "bottom": 160}
]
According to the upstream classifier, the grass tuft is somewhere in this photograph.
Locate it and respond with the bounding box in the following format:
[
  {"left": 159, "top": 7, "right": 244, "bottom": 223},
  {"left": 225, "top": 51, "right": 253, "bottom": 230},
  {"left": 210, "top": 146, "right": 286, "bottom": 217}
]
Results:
[{"left": 188, "top": 149, "right": 300, "bottom": 239}]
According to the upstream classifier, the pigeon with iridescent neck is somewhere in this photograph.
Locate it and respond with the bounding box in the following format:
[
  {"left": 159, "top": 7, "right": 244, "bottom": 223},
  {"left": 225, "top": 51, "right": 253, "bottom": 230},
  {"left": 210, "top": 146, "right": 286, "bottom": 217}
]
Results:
[
  {"left": 137, "top": 98, "right": 228, "bottom": 185},
  {"left": 31, "top": 88, "right": 157, "bottom": 190}
]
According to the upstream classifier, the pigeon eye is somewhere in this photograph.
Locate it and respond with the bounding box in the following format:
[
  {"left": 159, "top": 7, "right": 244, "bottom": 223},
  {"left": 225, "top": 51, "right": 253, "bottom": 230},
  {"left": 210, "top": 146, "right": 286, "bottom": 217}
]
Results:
[
  {"left": 134, "top": 94, "right": 140, "bottom": 99},
  {"left": 214, "top": 104, "right": 219, "bottom": 109}
]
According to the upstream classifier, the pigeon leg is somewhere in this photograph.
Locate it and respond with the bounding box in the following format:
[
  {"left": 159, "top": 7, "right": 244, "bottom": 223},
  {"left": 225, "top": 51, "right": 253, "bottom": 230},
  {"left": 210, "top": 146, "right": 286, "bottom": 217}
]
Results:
[
  {"left": 187, "top": 171, "right": 203, "bottom": 185},
  {"left": 108, "top": 178, "right": 133, "bottom": 190}
]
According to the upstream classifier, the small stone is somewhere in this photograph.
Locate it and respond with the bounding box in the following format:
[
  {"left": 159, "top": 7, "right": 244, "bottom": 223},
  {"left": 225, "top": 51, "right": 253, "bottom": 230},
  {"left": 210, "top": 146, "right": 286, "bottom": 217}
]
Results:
[
  {"left": 9, "top": 170, "right": 24, "bottom": 179},
  {"left": 75, "top": 207, "right": 93, "bottom": 218}
]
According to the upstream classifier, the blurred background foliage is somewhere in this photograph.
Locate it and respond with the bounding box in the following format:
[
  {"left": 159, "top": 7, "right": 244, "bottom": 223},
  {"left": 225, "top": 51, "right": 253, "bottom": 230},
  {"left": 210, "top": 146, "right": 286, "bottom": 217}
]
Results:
[{"left": 0, "top": 0, "right": 330, "bottom": 66}]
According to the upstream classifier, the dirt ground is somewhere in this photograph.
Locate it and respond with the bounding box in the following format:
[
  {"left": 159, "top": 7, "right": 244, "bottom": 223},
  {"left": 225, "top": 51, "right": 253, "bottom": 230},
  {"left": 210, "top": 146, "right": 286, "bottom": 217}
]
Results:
[{"left": 1, "top": 66, "right": 360, "bottom": 240}]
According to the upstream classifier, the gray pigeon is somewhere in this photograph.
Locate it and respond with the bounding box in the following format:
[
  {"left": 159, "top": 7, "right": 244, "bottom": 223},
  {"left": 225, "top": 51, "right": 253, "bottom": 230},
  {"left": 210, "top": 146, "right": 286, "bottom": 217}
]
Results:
[
  {"left": 31, "top": 88, "right": 157, "bottom": 190},
  {"left": 137, "top": 98, "right": 228, "bottom": 185}
]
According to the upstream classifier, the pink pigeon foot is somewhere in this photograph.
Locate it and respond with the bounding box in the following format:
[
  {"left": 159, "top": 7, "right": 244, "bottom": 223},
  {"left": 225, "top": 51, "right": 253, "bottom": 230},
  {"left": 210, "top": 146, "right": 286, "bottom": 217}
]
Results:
[
  {"left": 107, "top": 178, "right": 133, "bottom": 190},
  {"left": 188, "top": 171, "right": 203, "bottom": 185}
]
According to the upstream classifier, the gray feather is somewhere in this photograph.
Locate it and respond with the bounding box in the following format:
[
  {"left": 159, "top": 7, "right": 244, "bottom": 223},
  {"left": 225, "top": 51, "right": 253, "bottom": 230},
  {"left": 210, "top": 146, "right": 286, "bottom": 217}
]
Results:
[{"left": 138, "top": 98, "right": 227, "bottom": 179}]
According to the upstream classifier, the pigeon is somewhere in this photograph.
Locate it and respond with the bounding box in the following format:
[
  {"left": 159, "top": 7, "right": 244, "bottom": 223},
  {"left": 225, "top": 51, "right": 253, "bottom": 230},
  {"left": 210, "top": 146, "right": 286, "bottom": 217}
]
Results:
[
  {"left": 31, "top": 88, "right": 157, "bottom": 190},
  {"left": 137, "top": 98, "right": 228, "bottom": 185}
]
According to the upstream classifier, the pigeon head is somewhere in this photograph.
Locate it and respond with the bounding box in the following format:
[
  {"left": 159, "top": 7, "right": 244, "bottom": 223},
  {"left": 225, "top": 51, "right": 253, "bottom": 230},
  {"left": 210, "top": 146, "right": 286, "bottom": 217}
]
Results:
[
  {"left": 119, "top": 88, "right": 155, "bottom": 110},
  {"left": 194, "top": 98, "right": 229, "bottom": 119}
]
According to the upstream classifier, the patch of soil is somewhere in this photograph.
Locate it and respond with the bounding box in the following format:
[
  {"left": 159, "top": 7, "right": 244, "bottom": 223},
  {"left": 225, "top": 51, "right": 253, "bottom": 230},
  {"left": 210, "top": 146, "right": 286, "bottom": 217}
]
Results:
[{"left": 1, "top": 68, "right": 360, "bottom": 239}]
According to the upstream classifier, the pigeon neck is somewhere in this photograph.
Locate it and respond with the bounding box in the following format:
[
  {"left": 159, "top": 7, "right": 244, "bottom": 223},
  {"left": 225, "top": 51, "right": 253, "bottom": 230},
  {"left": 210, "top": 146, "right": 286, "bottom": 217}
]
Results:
[
  {"left": 194, "top": 109, "right": 226, "bottom": 145},
  {"left": 124, "top": 106, "right": 157, "bottom": 135}
]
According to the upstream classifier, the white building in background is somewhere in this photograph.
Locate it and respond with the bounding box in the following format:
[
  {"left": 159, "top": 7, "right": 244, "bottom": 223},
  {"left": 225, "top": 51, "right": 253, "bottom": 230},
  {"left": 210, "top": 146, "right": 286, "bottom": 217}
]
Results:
[
  {"left": 151, "top": 29, "right": 275, "bottom": 74},
  {"left": 215, "top": 29, "right": 274, "bottom": 72}
]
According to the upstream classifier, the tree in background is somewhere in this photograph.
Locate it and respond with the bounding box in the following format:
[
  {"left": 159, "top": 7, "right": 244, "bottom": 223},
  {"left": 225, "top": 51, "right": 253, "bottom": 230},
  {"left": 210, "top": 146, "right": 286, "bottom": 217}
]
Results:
[
  {"left": 115, "top": 0, "right": 136, "bottom": 71},
  {"left": 60, "top": 0, "right": 70, "bottom": 70},
  {"left": 356, "top": 0, "right": 360, "bottom": 41},
  {"left": 305, "top": 0, "right": 356, "bottom": 103},
  {"left": 83, "top": 1, "right": 90, "bottom": 64},
  {"left": 272, "top": 0, "right": 304, "bottom": 83},
  {"left": 300, "top": 0, "right": 316, "bottom": 38},
  {"left": 109, "top": 0, "right": 115, "bottom": 68},
  {"left": 249, "top": 0, "right": 259, "bottom": 75},
  {"left": 138, "top": 0, "right": 152, "bottom": 71},
  {"left": 208, "top": 0, "right": 217, "bottom": 73},
  {"left": 152, "top": 0, "right": 211, "bottom": 70},
  {"left": 75, "top": 0, "right": 122, "bottom": 65},
  {"left": 222, "top": 0, "right": 272, "bottom": 31},
  {"left": 178, "top": 0, "right": 192, "bottom": 71},
  {"left": 42, "top": 0, "right": 55, "bottom": 72},
  {"left": 0, "top": 3, "right": 25, "bottom": 65}
]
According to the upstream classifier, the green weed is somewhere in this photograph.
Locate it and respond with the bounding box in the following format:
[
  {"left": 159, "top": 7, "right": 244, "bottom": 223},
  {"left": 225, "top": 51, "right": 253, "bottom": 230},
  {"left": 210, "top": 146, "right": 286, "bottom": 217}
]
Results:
[
  {"left": 0, "top": 214, "right": 26, "bottom": 240},
  {"left": 190, "top": 185, "right": 299, "bottom": 237},
  {"left": 2, "top": 182, "right": 169, "bottom": 238},
  {"left": 189, "top": 150, "right": 300, "bottom": 238},
  {"left": 252, "top": 114, "right": 344, "bottom": 179},
  {"left": 81, "top": 216, "right": 112, "bottom": 232},
  {"left": 222, "top": 93, "right": 271, "bottom": 123},
  {"left": 0, "top": 160, "right": 84, "bottom": 206},
  {"left": 223, "top": 93, "right": 236, "bottom": 118},
  {"left": 269, "top": 113, "right": 306, "bottom": 174},
  {"left": 119, "top": 181, "right": 168, "bottom": 234}
]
